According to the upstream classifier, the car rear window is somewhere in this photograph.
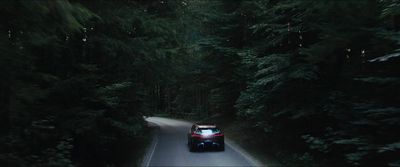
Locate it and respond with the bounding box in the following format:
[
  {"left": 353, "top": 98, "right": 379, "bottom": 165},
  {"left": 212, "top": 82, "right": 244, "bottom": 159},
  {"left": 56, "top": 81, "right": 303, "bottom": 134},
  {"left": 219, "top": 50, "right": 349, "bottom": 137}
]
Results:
[{"left": 199, "top": 128, "right": 220, "bottom": 134}]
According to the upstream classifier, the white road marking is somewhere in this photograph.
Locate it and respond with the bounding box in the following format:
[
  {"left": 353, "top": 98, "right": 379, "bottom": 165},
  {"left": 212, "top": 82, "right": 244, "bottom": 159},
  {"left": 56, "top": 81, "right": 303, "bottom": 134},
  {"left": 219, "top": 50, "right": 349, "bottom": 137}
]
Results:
[
  {"left": 142, "top": 118, "right": 160, "bottom": 167},
  {"left": 145, "top": 131, "right": 158, "bottom": 167}
]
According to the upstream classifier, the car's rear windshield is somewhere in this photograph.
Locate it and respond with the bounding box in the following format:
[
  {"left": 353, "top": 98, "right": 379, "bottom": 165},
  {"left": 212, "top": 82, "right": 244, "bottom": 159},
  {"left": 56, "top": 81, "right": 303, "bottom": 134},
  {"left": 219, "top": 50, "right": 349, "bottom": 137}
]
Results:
[{"left": 198, "top": 128, "right": 220, "bottom": 134}]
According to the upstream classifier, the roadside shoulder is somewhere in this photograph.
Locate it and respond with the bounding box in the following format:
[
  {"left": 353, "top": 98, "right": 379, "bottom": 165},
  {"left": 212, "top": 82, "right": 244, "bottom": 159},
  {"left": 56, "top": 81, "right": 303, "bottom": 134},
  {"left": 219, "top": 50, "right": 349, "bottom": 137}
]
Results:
[
  {"left": 225, "top": 138, "right": 264, "bottom": 166},
  {"left": 140, "top": 121, "right": 160, "bottom": 167}
]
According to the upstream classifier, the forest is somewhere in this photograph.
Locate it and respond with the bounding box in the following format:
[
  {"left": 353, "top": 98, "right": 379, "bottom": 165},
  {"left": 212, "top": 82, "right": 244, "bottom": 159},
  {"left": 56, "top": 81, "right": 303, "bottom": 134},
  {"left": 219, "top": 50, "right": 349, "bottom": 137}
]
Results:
[{"left": 0, "top": 0, "right": 399, "bottom": 166}]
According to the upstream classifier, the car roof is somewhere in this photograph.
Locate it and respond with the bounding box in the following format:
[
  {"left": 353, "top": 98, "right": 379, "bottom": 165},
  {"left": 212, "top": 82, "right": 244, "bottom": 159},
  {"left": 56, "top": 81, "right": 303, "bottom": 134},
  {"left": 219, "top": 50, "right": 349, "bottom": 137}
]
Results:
[{"left": 195, "top": 123, "right": 217, "bottom": 128}]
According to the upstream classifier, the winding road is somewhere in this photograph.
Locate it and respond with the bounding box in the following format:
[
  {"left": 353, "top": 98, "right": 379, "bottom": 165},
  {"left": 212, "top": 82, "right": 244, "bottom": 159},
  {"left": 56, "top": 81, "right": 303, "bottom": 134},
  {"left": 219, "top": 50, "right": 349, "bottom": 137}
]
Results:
[{"left": 142, "top": 117, "right": 263, "bottom": 167}]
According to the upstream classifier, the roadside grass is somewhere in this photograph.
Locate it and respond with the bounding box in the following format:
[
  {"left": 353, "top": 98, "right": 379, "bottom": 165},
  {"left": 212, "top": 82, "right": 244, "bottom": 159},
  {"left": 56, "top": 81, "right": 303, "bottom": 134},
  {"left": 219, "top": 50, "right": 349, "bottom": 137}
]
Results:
[
  {"left": 153, "top": 113, "right": 172, "bottom": 117},
  {"left": 117, "top": 126, "right": 153, "bottom": 167},
  {"left": 134, "top": 133, "right": 152, "bottom": 167}
]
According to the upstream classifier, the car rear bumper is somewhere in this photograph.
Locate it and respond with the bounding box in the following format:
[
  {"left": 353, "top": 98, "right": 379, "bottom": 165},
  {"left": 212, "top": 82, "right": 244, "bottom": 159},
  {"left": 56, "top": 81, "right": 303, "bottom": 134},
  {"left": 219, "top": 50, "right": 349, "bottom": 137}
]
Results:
[
  {"left": 192, "top": 138, "right": 224, "bottom": 149},
  {"left": 198, "top": 141, "right": 221, "bottom": 147}
]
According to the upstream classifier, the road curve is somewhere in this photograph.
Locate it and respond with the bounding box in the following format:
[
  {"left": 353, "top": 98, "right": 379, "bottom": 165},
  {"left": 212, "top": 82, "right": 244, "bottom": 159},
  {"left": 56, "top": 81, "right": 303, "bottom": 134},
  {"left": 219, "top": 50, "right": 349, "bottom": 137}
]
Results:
[{"left": 142, "top": 117, "right": 263, "bottom": 167}]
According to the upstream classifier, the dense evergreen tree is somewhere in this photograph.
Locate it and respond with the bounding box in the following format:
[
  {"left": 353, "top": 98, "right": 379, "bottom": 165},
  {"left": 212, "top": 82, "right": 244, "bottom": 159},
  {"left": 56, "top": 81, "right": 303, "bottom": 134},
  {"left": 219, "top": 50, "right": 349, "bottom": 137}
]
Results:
[
  {"left": 234, "top": 0, "right": 400, "bottom": 166},
  {"left": 0, "top": 0, "right": 399, "bottom": 166},
  {"left": 0, "top": 0, "right": 185, "bottom": 166}
]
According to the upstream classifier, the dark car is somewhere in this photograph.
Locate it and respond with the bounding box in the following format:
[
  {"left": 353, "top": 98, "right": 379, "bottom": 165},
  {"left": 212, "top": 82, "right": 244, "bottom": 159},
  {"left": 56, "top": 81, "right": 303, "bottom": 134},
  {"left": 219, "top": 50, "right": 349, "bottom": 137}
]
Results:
[{"left": 187, "top": 123, "right": 224, "bottom": 152}]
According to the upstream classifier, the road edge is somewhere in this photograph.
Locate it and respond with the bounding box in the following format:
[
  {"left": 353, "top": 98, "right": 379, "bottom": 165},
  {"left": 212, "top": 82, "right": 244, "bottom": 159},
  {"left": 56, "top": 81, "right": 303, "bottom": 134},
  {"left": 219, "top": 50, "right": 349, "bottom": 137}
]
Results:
[
  {"left": 225, "top": 138, "right": 265, "bottom": 167},
  {"left": 140, "top": 121, "right": 160, "bottom": 167},
  {"left": 142, "top": 116, "right": 265, "bottom": 167}
]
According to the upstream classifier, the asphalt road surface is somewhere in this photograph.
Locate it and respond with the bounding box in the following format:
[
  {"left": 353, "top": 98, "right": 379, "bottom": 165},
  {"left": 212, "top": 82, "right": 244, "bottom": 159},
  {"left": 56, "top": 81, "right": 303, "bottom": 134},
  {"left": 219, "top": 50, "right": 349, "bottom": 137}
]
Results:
[{"left": 142, "top": 117, "right": 263, "bottom": 167}]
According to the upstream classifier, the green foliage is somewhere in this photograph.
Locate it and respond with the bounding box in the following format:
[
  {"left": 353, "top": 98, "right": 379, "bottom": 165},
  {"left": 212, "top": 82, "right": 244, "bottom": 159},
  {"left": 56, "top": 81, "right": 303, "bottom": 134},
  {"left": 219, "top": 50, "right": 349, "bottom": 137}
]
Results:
[
  {"left": 381, "top": 0, "right": 400, "bottom": 19},
  {"left": 1, "top": 0, "right": 399, "bottom": 166},
  {"left": 233, "top": 0, "right": 400, "bottom": 166},
  {"left": 0, "top": 0, "right": 166, "bottom": 166}
]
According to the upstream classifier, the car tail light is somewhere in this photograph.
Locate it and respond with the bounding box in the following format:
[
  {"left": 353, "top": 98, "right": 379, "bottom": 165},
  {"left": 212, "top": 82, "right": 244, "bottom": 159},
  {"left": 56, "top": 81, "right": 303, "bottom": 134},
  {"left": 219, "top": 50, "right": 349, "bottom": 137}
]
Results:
[
  {"left": 191, "top": 131, "right": 202, "bottom": 137},
  {"left": 214, "top": 132, "right": 224, "bottom": 137}
]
